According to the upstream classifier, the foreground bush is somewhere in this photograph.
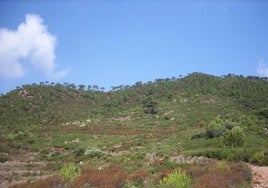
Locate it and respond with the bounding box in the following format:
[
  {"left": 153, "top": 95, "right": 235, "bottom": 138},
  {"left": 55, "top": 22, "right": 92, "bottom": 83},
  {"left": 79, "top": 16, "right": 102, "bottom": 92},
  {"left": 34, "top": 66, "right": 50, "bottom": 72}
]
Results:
[{"left": 159, "top": 171, "right": 191, "bottom": 188}]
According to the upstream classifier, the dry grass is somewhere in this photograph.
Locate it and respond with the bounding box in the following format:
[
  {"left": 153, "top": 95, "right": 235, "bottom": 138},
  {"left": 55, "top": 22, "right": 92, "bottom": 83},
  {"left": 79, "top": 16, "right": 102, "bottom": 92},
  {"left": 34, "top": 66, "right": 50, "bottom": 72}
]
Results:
[{"left": 73, "top": 164, "right": 127, "bottom": 188}]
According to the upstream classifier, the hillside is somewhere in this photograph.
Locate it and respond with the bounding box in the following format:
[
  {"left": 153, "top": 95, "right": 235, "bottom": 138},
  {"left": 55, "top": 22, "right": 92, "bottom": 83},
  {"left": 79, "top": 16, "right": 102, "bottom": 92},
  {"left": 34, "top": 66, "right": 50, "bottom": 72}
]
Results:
[
  {"left": 1, "top": 73, "right": 267, "bottom": 126},
  {"left": 0, "top": 72, "right": 268, "bottom": 187}
]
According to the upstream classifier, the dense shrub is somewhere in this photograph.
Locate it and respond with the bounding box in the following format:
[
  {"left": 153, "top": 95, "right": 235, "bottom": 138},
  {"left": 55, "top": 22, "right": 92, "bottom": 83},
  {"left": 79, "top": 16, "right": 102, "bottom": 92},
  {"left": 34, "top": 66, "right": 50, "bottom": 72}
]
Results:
[
  {"left": 186, "top": 148, "right": 253, "bottom": 162},
  {"left": 251, "top": 151, "right": 268, "bottom": 165},
  {"left": 206, "top": 118, "right": 225, "bottom": 138},
  {"left": 222, "top": 126, "right": 246, "bottom": 147},
  {"left": 252, "top": 151, "right": 265, "bottom": 163}
]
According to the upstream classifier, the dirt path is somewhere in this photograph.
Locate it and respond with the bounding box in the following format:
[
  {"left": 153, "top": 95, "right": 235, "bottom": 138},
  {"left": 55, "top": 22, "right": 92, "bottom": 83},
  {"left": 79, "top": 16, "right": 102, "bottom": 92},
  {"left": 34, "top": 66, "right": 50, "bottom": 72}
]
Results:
[{"left": 249, "top": 164, "right": 268, "bottom": 188}]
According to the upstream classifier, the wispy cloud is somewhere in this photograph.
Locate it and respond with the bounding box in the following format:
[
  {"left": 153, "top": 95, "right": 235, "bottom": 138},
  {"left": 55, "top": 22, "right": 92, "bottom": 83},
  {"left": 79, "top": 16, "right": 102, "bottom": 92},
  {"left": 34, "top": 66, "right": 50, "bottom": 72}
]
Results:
[
  {"left": 257, "top": 59, "right": 268, "bottom": 77},
  {"left": 0, "top": 14, "right": 69, "bottom": 79}
]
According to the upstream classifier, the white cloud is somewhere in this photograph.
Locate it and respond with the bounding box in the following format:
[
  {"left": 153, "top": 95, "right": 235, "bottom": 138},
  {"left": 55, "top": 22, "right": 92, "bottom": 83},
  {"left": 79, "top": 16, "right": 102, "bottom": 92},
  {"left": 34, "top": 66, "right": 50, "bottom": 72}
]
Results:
[
  {"left": 0, "top": 14, "right": 68, "bottom": 79},
  {"left": 257, "top": 59, "right": 268, "bottom": 77}
]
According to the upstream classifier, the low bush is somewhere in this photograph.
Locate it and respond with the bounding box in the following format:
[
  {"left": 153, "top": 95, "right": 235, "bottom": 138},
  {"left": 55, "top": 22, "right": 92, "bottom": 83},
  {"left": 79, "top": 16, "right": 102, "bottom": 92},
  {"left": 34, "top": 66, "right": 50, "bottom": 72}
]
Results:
[
  {"left": 6, "top": 133, "right": 14, "bottom": 141},
  {"left": 0, "top": 156, "right": 9, "bottom": 163},
  {"left": 252, "top": 151, "right": 265, "bottom": 163},
  {"left": 216, "top": 161, "right": 230, "bottom": 172},
  {"left": 60, "top": 162, "right": 81, "bottom": 181},
  {"left": 251, "top": 151, "right": 268, "bottom": 165},
  {"left": 206, "top": 117, "right": 225, "bottom": 138},
  {"left": 159, "top": 171, "right": 191, "bottom": 188},
  {"left": 73, "top": 164, "right": 127, "bottom": 188},
  {"left": 229, "top": 162, "right": 252, "bottom": 183},
  {"left": 85, "top": 147, "right": 103, "bottom": 158},
  {"left": 75, "top": 147, "right": 85, "bottom": 156},
  {"left": 14, "top": 131, "right": 31, "bottom": 140},
  {"left": 131, "top": 152, "right": 146, "bottom": 160},
  {"left": 187, "top": 165, "right": 207, "bottom": 179},
  {"left": 75, "top": 146, "right": 104, "bottom": 158},
  {"left": 27, "top": 134, "right": 36, "bottom": 144},
  {"left": 186, "top": 148, "right": 253, "bottom": 162},
  {"left": 129, "top": 169, "right": 149, "bottom": 186},
  {"left": 30, "top": 144, "right": 40, "bottom": 152},
  {"left": 193, "top": 163, "right": 250, "bottom": 188}
]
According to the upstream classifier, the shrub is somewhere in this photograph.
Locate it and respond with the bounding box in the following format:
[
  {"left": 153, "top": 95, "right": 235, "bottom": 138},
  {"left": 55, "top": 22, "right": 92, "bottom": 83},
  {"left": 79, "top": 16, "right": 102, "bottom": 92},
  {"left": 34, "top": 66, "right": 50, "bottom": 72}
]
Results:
[
  {"left": 14, "top": 131, "right": 26, "bottom": 140},
  {"left": 123, "top": 182, "right": 139, "bottom": 188},
  {"left": 73, "top": 164, "right": 127, "bottom": 188},
  {"left": 0, "top": 156, "right": 9, "bottom": 163},
  {"left": 131, "top": 152, "right": 146, "bottom": 160},
  {"left": 229, "top": 162, "right": 252, "bottom": 183},
  {"left": 75, "top": 147, "right": 85, "bottom": 156},
  {"left": 159, "top": 171, "right": 191, "bottom": 188},
  {"left": 60, "top": 162, "right": 81, "bottom": 181},
  {"left": 216, "top": 161, "right": 230, "bottom": 172},
  {"left": 27, "top": 134, "right": 36, "bottom": 144},
  {"left": 129, "top": 169, "right": 149, "bottom": 186},
  {"left": 30, "top": 144, "right": 40, "bottom": 152},
  {"left": 6, "top": 133, "right": 14, "bottom": 141},
  {"left": 84, "top": 146, "right": 103, "bottom": 158},
  {"left": 74, "top": 145, "right": 104, "bottom": 158},
  {"left": 143, "top": 96, "right": 158, "bottom": 114},
  {"left": 206, "top": 118, "right": 225, "bottom": 138},
  {"left": 194, "top": 169, "right": 247, "bottom": 188},
  {"left": 222, "top": 126, "right": 246, "bottom": 147},
  {"left": 252, "top": 151, "right": 265, "bottom": 164}
]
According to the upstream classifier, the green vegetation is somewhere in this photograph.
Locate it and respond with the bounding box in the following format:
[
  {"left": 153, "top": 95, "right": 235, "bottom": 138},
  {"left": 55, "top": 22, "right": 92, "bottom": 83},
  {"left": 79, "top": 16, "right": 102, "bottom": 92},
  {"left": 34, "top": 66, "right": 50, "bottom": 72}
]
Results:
[
  {"left": 222, "top": 126, "right": 246, "bottom": 147},
  {"left": 159, "top": 171, "right": 191, "bottom": 188},
  {"left": 0, "top": 72, "right": 267, "bottom": 187},
  {"left": 60, "top": 162, "right": 81, "bottom": 181},
  {"left": 216, "top": 161, "right": 230, "bottom": 172},
  {"left": 60, "top": 163, "right": 81, "bottom": 181}
]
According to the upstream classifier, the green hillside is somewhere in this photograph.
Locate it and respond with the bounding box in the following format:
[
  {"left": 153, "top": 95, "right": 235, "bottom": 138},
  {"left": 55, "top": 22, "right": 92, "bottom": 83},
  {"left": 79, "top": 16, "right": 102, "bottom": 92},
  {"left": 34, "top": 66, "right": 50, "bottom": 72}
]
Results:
[
  {"left": 0, "top": 73, "right": 268, "bottom": 187},
  {"left": 1, "top": 72, "right": 267, "bottom": 126}
]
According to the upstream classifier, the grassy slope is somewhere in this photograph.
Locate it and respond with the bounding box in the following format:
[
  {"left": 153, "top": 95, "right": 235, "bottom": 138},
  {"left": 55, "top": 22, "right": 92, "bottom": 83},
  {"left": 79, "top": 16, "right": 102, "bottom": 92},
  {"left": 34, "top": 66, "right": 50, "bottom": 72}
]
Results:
[{"left": 0, "top": 73, "right": 267, "bottom": 187}]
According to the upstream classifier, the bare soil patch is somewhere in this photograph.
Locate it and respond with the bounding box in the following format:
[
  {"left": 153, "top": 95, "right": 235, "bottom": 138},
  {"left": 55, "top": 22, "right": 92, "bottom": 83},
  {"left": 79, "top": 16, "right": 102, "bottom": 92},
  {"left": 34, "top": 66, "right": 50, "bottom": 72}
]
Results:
[{"left": 249, "top": 164, "right": 268, "bottom": 188}]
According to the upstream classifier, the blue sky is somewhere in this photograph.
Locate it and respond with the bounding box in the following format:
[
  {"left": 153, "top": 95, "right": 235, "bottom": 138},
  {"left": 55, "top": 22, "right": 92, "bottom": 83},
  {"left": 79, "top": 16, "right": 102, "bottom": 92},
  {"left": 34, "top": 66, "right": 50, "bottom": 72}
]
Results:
[{"left": 0, "top": 0, "right": 268, "bottom": 94}]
